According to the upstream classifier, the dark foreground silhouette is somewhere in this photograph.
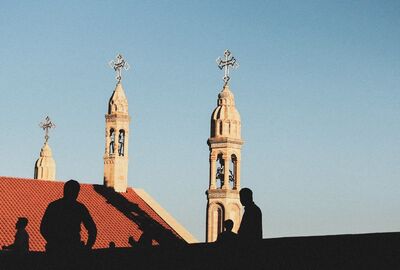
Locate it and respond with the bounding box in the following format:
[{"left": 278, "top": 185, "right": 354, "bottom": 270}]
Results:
[
  {"left": 216, "top": 219, "right": 237, "bottom": 243},
  {"left": 238, "top": 188, "right": 262, "bottom": 240},
  {"left": 40, "top": 180, "right": 97, "bottom": 253},
  {"left": 2, "top": 218, "right": 29, "bottom": 253},
  {"left": 93, "top": 185, "right": 185, "bottom": 247},
  {"left": 0, "top": 232, "right": 399, "bottom": 270}
]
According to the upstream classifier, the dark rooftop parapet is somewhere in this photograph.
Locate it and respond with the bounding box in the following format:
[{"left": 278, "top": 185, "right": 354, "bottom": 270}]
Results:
[{"left": 1, "top": 232, "right": 399, "bottom": 269}]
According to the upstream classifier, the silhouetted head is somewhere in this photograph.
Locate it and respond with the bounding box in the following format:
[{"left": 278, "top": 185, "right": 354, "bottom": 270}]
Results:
[
  {"left": 240, "top": 188, "right": 253, "bottom": 207},
  {"left": 16, "top": 217, "right": 28, "bottom": 229},
  {"left": 224, "top": 219, "right": 234, "bottom": 232},
  {"left": 109, "top": 242, "right": 116, "bottom": 248},
  {"left": 63, "top": 180, "right": 80, "bottom": 201}
]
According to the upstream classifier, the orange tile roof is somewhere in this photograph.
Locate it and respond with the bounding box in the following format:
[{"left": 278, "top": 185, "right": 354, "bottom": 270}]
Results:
[{"left": 0, "top": 176, "right": 182, "bottom": 251}]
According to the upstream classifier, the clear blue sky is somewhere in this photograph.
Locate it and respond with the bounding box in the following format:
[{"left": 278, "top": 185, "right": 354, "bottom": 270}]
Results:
[{"left": 0, "top": 1, "right": 399, "bottom": 241}]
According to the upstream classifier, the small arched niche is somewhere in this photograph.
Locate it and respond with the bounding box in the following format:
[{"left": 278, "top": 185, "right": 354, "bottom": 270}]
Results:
[{"left": 210, "top": 203, "right": 225, "bottom": 238}]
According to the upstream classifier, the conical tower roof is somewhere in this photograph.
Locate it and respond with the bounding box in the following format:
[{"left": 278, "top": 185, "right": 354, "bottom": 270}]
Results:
[{"left": 108, "top": 82, "right": 129, "bottom": 114}]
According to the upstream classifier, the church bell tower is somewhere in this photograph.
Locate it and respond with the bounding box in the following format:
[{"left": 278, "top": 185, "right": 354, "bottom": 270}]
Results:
[
  {"left": 103, "top": 54, "right": 131, "bottom": 192},
  {"left": 206, "top": 50, "right": 243, "bottom": 242}
]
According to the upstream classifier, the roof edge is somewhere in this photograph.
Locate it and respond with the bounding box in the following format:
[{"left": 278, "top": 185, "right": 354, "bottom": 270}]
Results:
[{"left": 133, "top": 188, "right": 198, "bottom": 244}]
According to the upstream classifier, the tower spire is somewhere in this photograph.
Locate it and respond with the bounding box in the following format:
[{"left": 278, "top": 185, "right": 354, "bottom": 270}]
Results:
[
  {"left": 206, "top": 50, "right": 243, "bottom": 242},
  {"left": 34, "top": 116, "right": 56, "bottom": 180},
  {"left": 104, "top": 54, "right": 131, "bottom": 192}
]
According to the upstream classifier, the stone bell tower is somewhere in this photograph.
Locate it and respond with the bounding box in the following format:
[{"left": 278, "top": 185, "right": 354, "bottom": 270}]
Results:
[
  {"left": 206, "top": 50, "right": 243, "bottom": 242},
  {"left": 103, "top": 54, "right": 131, "bottom": 192}
]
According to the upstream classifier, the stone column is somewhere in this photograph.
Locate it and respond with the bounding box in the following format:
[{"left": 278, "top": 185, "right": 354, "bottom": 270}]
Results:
[
  {"left": 210, "top": 155, "right": 216, "bottom": 189},
  {"left": 235, "top": 160, "right": 241, "bottom": 190},
  {"left": 105, "top": 128, "right": 110, "bottom": 155},
  {"left": 114, "top": 129, "right": 119, "bottom": 156},
  {"left": 222, "top": 154, "right": 229, "bottom": 189},
  {"left": 124, "top": 129, "right": 129, "bottom": 157}
]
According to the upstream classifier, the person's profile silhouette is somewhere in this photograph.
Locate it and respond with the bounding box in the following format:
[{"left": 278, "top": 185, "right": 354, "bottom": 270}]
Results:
[
  {"left": 216, "top": 219, "right": 238, "bottom": 243},
  {"left": 128, "top": 236, "right": 136, "bottom": 247},
  {"left": 137, "top": 222, "right": 153, "bottom": 248},
  {"left": 2, "top": 217, "right": 29, "bottom": 253},
  {"left": 40, "top": 179, "right": 97, "bottom": 253},
  {"left": 238, "top": 188, "right": 262, "bottom": 241}
]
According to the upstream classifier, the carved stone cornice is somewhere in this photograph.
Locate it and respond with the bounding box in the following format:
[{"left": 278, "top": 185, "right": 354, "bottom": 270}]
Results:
[
  {"left": 206, "top": 189, "right": 240, "bottom": 199},
  {"left": 105, "top": 114, "right": 131, "bottom": 121}
]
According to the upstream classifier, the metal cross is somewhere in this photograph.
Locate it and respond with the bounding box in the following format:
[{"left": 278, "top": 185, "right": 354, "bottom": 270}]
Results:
[
  {"left": 39, "top": 116, "right": 56, "bottom": 143},
  {"left": 216, "top": 49, "right": 239, "bottom": 85},
  {"left": 109, "top": 54, "right": 130, "bottom": 82}
]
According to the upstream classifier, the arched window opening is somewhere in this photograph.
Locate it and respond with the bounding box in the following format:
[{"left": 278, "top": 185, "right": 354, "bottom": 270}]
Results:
[
  {"left": 216, "top": 154, "right": 224, "bottom": 188},
  {"left": 109, "top": 129, "right": 115, "bottom": 155},
  {"left": 230, "top": 155, "right": 237, "bottom": 189},
  {"left": 216, "top": 154, "right": 234, "bottom": 189},
  {"left": 118, "top": 129, "right": 125, "bottom": 156},
  {"left": 219, "top": 121, "right": 223, "bottom": 135}
]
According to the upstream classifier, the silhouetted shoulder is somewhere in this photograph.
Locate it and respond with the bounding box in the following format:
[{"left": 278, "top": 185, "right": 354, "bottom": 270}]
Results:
[
  {"left": 238, "top": 202, "right": 263, "bottom": 240},
  {"left": 217, "top": 231, "right": 238, "bottom": 243},
  {"left": 252, "top": 203, "right": 262, "bottom": 216},
  {"left": 48, "top": 198, "right": 63, "bottom": 207},
  {"left": 75, "top": 200, "right": 88, "bottom": 210}
]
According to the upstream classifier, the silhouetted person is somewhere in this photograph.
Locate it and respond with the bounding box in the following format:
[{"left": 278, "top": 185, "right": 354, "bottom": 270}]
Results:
[
  {"left": 137, "top": 221, "right": 153, "bottom": 247},
  {"left": 108, "top": 242, "right": 116, "bottom": 249},
  {"left": 40, "top": 180, "right": 97, "bottom": 253},
  {"left": 128, "top": 236, "right": 136, "bottom": 247},
  {"left": 217, "top": 219, "right": 238, "bottom": 243},
  {"left": 2, "top": 217, "right": 29, "bottom": 252},
  {"left": 238, "top": 188, "right": 262, "bottom": 241},
  {"left": 138, "top": 232, "right": 152, "bottom": 247}
]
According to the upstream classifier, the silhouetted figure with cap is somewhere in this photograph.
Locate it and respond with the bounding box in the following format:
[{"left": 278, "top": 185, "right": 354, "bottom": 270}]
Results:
[
  {"left": 128, "top": 236, "right": 137, "bottom": 247},
  {"left": 137, "top": 221, "right": 153, "bottom": 248},
  {"left": 40, "top": 179, "right": 97, "bottom": 253},
  {"left": 217, "top": 219, "right": 238, "bottom": 244},
  {"left": 238, "top": 188, "right": 262, "bottom": 241},
  {"left": 2, "top": 217, "right": 29, "bottom": 253}
]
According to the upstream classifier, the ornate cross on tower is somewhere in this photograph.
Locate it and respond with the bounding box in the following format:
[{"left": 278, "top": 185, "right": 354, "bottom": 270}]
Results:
[
  {"left": 109, "top": 53, "right": 130, "bottom": 82},
  {"left": 39, "top": 116, "right": 56, "bottom": 143},
  {"left": 216, "top": 49, "right": 239, "bottom": 85}
]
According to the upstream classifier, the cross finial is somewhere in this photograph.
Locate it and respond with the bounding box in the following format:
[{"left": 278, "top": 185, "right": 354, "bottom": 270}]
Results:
[
  {"left": 39, "top": 116, "right": 56, "bottom": 143},
  {"left": 109, "top": 53, "right": 130, "bottom": 82},
  {"left": 216, "top": 49, "right": 239, "bottom": 86}
]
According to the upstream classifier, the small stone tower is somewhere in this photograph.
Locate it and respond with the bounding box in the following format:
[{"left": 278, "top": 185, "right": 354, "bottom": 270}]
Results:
[
  {"left": 34, "top": 116, "right": 56, "bottom": 180},
  {"left": 103, "top": 54, "right": 131, "bottom": 192},
  {"left": 206, "top": 50, "right": 243, "bottom": 242}
]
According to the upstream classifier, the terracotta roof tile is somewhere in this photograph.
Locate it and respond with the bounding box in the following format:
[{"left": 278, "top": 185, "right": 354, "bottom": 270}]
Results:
[{"left": 0, "top": 176, "right": 181, "bottom": 251}]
